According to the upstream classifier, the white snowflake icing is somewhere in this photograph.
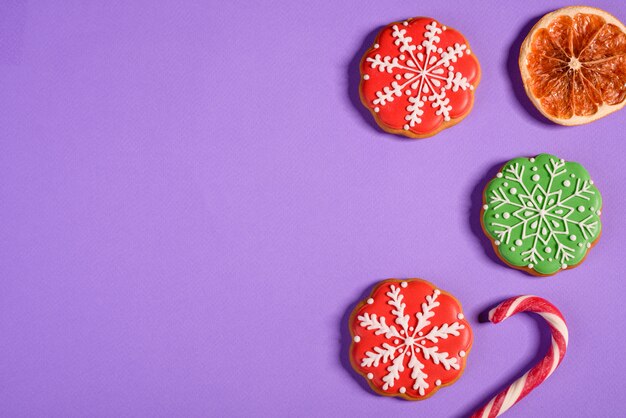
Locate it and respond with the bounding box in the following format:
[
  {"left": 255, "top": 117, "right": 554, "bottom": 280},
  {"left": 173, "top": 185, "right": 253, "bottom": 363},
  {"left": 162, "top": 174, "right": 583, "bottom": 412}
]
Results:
[
  {"left": 487, "top": 157, "right": 599, "bottom": 270},
  {"left": 357, "top": 285, "right": 464, "bottom": 395},
  {"left": 366, "top": 21, "right": 474, "bottom": 130}
]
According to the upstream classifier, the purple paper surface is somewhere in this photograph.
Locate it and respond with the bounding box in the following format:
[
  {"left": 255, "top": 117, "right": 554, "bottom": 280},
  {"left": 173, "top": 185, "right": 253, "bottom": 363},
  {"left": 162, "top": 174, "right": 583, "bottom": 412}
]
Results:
[{"left": 1, "top": 1, "right": 625, "bottom": 416}]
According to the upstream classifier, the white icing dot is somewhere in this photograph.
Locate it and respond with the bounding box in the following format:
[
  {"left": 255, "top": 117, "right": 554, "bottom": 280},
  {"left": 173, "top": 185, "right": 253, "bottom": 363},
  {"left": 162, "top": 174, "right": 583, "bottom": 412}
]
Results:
[
  {"left": 437, "top": 47, "right": 443, "bottom": 53},
  {"left": 374, "top": 43, "right": 379, "bottom": 49},
  {"left": 503, "top": 212, "right": 510, "bottom": 219},
  {"left": 562, "top": 263, "right": 567, "bottom": 269},
  {"left": 496, "top": 172, "right": 503, "bottom": 178},
  {"left": 403, "top": 21, "right": 409, "bottom": 26},
  {"left": 459, "top": 350, "right": 466, "bottom": 357},
  {"left": 545, "top": 247, "right": 552, "bottom": 253},
  {"left": 401, "top": 330, "right": 405, "bottom": 335},
  {"left": 578, "top": 206, "right": 585, "bottom": 212},
  {"left": 404, "top": 124, "right": 410, "bottom": 130},
  {"left": 511, "top": 247, "right": 516, "bottom": 251},
  {"left": 532, "top": 174, "right": 540, "bottom": 181},
  {"left": 586, "top": 243, "right": 591, "bottom": 248},
  {"left": 442, "top": 26, "right": 447, "bottom": 30},
  {"left": 528, "top": 263, "right": 534, "bottom": 269},
  {"left": 400, "top": 282, "right": 407, "bottom": 289},
  {"left": 363, "top": 74, "right": 370, "bottom": 80},
  {"left": 530, "top": 157, "right": 536, "bottom": 162},
  {"left": 483, "top": 204, "right": 489, "bottom": 210},
  {"left": 367, "top": 373, "right": 374, "bottom": 380},
  {"left": 510, "top": 187, "right": 518, "bottom": 195},
  {"left": 597, "top": 210, "right": 602, "bottom": 215},
  {"left": 434, "top": 289, "right": 441, "bottom": 295},
  {"left": 569, "top": 235, "right": 577, "bottom": 241},
  {"left": 400, "top": 54, "right": 406, "bottom": 60},
  {"left": 570, "top": 174, "right": 575, "bottom": 178},
  {"left": 418, "top": 331, "right": 423, "bottom": 337},
  {"left": 494, "top": 240, "right": 501, "bottom": 246},
  {"left": 563, "top": 180, "right": 571, "bottom": 187},
  {"left": 449, "top": 66, "right": 454, "bottom": 71},
  {"left": 457, "top": 313, "right": 464, "bottom": 320},
  {"left": 503, "top": 182, "right": 509, "bottom": 187},
  {"left": 395, "top": 74, "right": 402, "bottom": 81},
  {"left": 515, "top": 239, "right": 523, "bottom": 246},
  {"left": 435, "top": 379, "right": 442, "bottom": 386},
  {"left": 367, "top": 298, "right": 374, "bottom": 305},
  {"left": 399, "top": 387, "right": 406, "bottom": 394},
  {"left": 532, "top": 166, "right": 538, "bottom": 172},
  {"left": 467, "top": 50, "right": 471, "bottom": 55},
  {"left": 560, "top": 158, "right": 565, "bottom": 163},
  {"left": 548, "top": 257, "right": 553, "bottom": 262},
  {"left": 354, "top": 336, "right": 361, "bottom": 343},
  {"left": 470, "top": 85, "right": 474, "bottom": 90},
  {"left": 409, "top": 326, "right": 414, "bottom": 331},
  {"left": 405, "top": 90, "right": 411, "bottom": 95},
  {"left": 494, "top": 214, "right": 500, "bottom": 219},
  {"left": 394, "top": 339, "right": 399, "bottom": 344},
  {"left": 590, "top": 180, "right": 594, "bottom": 185},
  {"left": 374, "top": 107, "right": 380, "bottom": 113}
]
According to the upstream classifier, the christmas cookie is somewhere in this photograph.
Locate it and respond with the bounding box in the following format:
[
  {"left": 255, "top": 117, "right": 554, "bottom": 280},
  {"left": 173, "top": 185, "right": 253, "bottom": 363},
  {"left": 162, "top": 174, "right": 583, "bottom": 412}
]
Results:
[
  {"left": 349, "top": 279, "right": 472, "bottom": 400},
  {"left": 481, "top": 154, "right": 602, "bottom": 276},
  {"left": 359, "top": 18, "right": 481, "bottom": 139}
]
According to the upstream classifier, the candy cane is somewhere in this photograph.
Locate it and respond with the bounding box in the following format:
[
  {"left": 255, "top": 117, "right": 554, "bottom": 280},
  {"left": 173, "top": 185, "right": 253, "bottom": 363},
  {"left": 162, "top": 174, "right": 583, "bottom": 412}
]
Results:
[{"left": 471, "top": 295, "right": 568, "bottom": 418}]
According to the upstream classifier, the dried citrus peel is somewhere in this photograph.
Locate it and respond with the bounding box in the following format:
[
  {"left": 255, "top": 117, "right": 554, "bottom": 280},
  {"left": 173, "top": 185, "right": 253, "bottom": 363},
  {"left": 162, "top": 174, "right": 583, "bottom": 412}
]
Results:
[{"left": 519, "top": 6, "right": 626, "bottom": 125}]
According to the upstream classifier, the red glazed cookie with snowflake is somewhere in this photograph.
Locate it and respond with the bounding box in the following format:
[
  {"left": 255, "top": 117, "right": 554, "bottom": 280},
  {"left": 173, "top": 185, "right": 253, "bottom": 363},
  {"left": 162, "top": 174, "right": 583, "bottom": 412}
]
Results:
[
  {"left": 360, "top": 18, "right": 481, "bottom": 138},
  {"left": 349, "top": 279, "right": 472, "bottom": 400}
]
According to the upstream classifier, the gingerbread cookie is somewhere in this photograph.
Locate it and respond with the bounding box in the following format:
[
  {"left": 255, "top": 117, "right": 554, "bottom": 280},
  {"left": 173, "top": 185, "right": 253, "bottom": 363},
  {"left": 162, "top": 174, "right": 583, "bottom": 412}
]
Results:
[
  {"left": 349, "top": 279, "right": 472, "bottom": 400},
  {"left": 481, "top": 154, "right": 602, "bottom": 276},
  {"left": 359, "top": 18, "right": 481, "bottom": 139}
]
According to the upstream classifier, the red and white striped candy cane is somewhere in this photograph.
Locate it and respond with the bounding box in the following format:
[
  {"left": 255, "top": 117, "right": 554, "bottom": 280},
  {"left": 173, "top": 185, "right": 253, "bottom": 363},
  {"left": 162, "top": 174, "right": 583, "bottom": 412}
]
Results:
[{"left": 471, "top": 295, "right": 568, "bottom": 418}]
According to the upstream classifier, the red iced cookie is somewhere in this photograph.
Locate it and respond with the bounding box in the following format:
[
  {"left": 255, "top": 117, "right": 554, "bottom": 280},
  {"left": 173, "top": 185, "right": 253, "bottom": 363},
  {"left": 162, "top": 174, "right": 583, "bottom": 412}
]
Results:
[
  {"left": 360, "top": 18, "right": 481, "bottom": 138},
  {"left": 350, "top": 279, "right": 472, "bottom": 400}
]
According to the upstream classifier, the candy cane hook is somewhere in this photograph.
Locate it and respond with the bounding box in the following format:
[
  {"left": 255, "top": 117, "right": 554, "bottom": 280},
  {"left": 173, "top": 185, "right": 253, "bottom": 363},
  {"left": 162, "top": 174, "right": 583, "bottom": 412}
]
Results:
[{"left": 471, "top": 296, "right": 568, "bottom": 418}]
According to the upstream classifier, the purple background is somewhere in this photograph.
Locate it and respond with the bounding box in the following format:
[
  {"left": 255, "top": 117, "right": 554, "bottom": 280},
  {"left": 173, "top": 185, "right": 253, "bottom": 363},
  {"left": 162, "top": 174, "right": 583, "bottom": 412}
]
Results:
[{"left": 1, "top": 1, "right": 625, "bottom": 416}]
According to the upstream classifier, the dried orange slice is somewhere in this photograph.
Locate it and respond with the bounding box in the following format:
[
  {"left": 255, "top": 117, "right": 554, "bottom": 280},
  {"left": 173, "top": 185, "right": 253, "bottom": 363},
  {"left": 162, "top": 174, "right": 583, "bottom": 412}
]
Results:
[{"left": 519, "top": 6, "right": 626, "bottom": 125}]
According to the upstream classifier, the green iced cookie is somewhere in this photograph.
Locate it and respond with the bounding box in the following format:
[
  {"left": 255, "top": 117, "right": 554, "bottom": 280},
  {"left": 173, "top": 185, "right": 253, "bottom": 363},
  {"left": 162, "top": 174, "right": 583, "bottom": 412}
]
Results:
[{"left": 481, "top": 154, "right": 602, "bottom": 276}]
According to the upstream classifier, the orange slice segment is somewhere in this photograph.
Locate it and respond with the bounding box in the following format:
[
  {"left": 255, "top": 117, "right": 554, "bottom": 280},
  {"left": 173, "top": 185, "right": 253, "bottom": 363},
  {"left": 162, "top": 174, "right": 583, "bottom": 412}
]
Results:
[{"left": 519, "top": 6, "right": 626, "bottom": 125}]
